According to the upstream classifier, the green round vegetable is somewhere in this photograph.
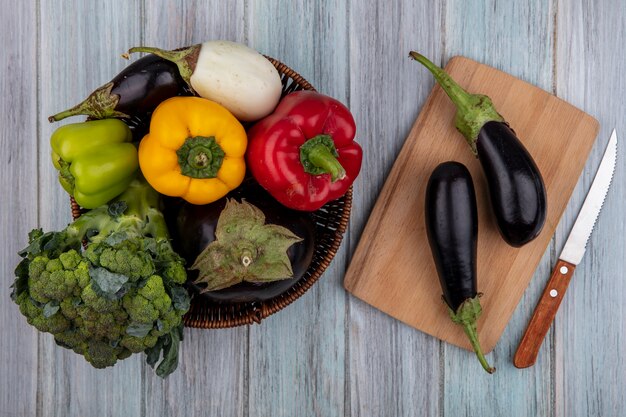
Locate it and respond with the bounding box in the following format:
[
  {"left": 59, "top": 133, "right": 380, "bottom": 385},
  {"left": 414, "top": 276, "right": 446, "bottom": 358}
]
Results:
[{"left": 11, "top": 179, "right": 190, "bottom": 378}]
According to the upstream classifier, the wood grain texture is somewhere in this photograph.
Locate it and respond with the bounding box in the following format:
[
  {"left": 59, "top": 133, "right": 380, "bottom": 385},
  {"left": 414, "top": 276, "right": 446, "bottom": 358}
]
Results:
[
  {"left": 347, "top": 2, "right": 443, "bottom": 416},
  {"left": 515, "top": 260, "right": 576, "bottom": 369},
  {"left": 0, "top": 1, "right": 39, "bottom": 417},
  {"left": 554, "top": 1, "right": 626, "bottom": 416},
  {"left": 344, "top": 56, "right": 599, "bottom": 352},
  {"left": 0, "top": 1, "right": 624, "bottom": 416},
  {"left": 247, "top": 2, "right": 348, "bottom": 416},
  {"left": 141, "top": 2, "right": 248, "bottom": 417},
  {"left": 442, "top": 2, "right": 556, "bottom": 416},
  {"left": 38, "top": 1, "right": 143, "bottom": 416}
]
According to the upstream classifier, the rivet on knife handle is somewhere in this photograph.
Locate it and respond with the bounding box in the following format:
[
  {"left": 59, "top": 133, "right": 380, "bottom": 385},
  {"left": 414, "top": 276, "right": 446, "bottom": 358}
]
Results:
[{"left": 514, "top": 259, "right": 576, "bottom": 368}]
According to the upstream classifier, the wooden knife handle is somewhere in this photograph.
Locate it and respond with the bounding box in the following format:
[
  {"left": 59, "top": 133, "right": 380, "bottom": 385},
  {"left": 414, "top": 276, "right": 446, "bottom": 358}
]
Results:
[{"left": 514, "top": 259, "right": 576, "bottom": 368}]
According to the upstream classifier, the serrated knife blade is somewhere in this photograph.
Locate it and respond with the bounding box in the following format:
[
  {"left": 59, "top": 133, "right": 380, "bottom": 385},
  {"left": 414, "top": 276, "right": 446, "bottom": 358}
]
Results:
[
  {"left": 559, "top": 129, "right": 617, "bottom": 265},
  {"left": 514, "top": 129, "right": 618, "bottom": 369}
]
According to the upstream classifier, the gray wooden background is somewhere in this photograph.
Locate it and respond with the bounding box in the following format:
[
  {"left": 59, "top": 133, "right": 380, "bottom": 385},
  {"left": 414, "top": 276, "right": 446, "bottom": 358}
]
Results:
[{"left": 1, "top": 0, "right": 624, "bottom": 416}]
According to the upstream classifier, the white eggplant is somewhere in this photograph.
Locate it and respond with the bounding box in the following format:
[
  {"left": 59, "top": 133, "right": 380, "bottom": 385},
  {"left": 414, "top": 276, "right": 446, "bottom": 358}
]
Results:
[{"left": 124, "top": 41, "right": 282, "bottom": 121}]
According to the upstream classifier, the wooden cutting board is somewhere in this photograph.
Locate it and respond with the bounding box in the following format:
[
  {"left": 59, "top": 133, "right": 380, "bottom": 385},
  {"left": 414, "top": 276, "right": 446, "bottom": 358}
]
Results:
[{"left": 343, "top": 56, "right": 599, "bottom": 353}]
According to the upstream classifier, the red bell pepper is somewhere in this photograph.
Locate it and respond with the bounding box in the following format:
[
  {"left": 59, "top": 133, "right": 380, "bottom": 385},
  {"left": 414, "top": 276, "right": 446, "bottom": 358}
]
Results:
[{"left": 247, "top": 91, "right": 362, "bottom": 211}]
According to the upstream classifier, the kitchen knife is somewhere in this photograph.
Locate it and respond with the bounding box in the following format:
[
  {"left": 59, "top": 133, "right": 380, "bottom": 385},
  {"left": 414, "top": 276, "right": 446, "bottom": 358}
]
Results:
[{"left": 514, "top": 129, "right": 618, "bottom": 369}]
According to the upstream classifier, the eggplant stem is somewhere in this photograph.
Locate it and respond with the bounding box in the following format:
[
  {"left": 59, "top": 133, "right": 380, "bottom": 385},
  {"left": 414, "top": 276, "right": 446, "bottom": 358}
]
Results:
[
  {"left": 409, "top": 51, "right": 504, "bottom": 154},
  {"left": 48, "top": 100, "right": 92, "bottom": 122},
  {"left": 48, "top": 82, "right": 128, "bottom": 122},
  {"left": 448, "top": 296, "right": 495, "bottom": 374},
  {"left": 125, "top": 45, "right": 201, "bottom": 91},
  {"left": 409, "top": 52, "right": 472, "bottom": 112},
  {"left": 461, "top": 321, "right": 496, "bottom": 374}
]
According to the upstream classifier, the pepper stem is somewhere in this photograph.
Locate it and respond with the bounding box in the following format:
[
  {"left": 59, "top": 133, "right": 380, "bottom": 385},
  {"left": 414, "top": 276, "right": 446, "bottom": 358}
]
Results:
[
  {"left": 176, "top": 136, "right": 225, "bottom": 179},
  {"left": 409, "top": 51, "right": 504, "bottom": 154},
  {"left": 299, "top": 135, "right": 346, "bottom": 182},
  {"left": 123, "top": 45, "right": 201, "bottom": 92},
  {"left": 48, "top": 82, "right": 128, "bottom": 122},
  {"left": 448, "top": 296, "right": 495, "bottom": 374}
]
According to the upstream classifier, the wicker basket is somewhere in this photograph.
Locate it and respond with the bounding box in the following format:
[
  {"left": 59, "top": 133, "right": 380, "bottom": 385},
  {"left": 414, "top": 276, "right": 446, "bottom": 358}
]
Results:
[{"left": 70, "top": 57, "right": 353, "bottom": 329}]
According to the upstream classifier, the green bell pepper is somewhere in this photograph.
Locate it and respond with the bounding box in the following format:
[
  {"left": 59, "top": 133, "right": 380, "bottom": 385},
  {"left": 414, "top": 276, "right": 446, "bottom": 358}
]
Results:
[{"left": 50, "top": 119, "right": 139, "bottom": 209}]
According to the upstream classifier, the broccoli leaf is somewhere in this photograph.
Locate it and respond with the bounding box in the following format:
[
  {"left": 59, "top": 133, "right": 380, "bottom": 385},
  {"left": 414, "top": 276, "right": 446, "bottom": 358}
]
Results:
[
  {"left": 126, "top": 322, "right": 154, "bottom": 338},
  {"left": 85, "top": 228, "right": 100, "bottom": 240},
  {"left": 142, "top": 238, "right": 158, "bottom": 255},
  {"left": 104, "top": 232, "right": 129, "bottom": 246},
  {"left": 11, "top": 258, "right": 30, "bottom": 301},
  {"left": 156, "top": 325, "right": 183, "bottom": 378},
  {"left": 18, "top": 230, "right": 54, "bottom": 257},
  {"left": 43, "top": 232, "right": 70, "bottom": 255},
  {"left": 108, "top": 201, "right": 127, "bottom": 217},
  {"left": 28, "top": 228, "right": 44, "bottom": 242},
  {"left": 170, "top": 287, "right": 191, "bottom": 312},
  {"left": 90, "top": 266, "right": 129, "bottom": 300},
  {"left": 145, "top": 336, "right": 165, "bottom": 368},
  {"left": 144, "top": 335, "right": 169, "bottom": 368},
  {"left": 43, "top": 301, "right": 60, "bottom": 318}
]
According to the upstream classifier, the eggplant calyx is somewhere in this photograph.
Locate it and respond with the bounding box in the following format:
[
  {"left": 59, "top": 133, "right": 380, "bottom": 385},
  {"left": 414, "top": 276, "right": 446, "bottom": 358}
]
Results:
[
  {"left": 409, "top": 52, "right": 504, "bottom": 155},
  {"left": 191, "top": 199, "right": 303, "bottom": 292},
  {"left": 123, "top": 45, "right": 201, "bottom": 94},
  {"left": 48, "top": 82, "right": 129, "bottom": 122},
  {"left": 448, "top": 296, "right": 496, "bottom": 374}
]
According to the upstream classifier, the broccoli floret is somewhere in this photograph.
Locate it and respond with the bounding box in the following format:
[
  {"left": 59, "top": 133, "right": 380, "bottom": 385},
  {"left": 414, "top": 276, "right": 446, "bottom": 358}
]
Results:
[
  {"left": 139, "top": 276, "right": 172, "bottom": 313},
  {"left": 84, "top": 341, "right": 128, "bottom": 369},
  {"left": 59, "top": 297, "right": 80, "bottom": 320},
  {"left": 85, "top": 241, "right": 155, "bottom": 280},
  {"left": 161, "top": 262, "right": 187, "bottom": 285},
  {"left": 54, "top": 329, "right": 85, "bottom": 351},
  {"left": 122, "top": 290, "right": 160, "bottom": 324},
  {"left": 59, "top": 250, "right": 81, "bottom": 270},
  {"left": 17, "top": 292, "right": 41, "bottom": 320},
  {"left": 123, "top": 275, "right": 177, "bottom": 321},
  {"left": 27, "top": 250, "right": 87, "bottom": 305},
  {"left": 32, "top": 314, "right": 70, "bottom": 334},
  {"left": 11, "top": 179, "right": 190, "bottom": 377},
  {"left": 80, "top": 308, "right": 124, "bottom": 340},
  {"left": 150, "top": 308, "right": 184, "bottom": 338},
  {"left": 121, "top": 334, "right": 159, "bottom": 353},
  {"left": 81, "top": 284, "right": 119, "bottom": 313}
]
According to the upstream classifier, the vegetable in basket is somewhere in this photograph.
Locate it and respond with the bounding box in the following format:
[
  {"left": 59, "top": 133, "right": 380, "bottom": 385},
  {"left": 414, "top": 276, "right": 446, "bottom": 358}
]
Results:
[
  {"left": 50, "top": 119, "right": 138, "bottom": 209},
  {"left": 165, "top": 179, "right": 316, "bottom": 302},
  {"left": 124, "top": 40, "right": 282, "bottom": 121},
  {"left": 139, "top": 96, "right": 247, "bottom": 205},
  {"left": 191, "top": 199, "right": 302, "bottom": 292},
  {"left": 11, "top": 179, "right": 190, "bottom": 378},
  {"left": 410, "top": 52, "right": 546, "bottom": 247},
  {"left": 48, "top": 54, "right": 188, "bottom": 123},
  {"left": 425, "top": 161, "right": 494, "bottom": 374},
  {"left": 247, "top": 91, "right": 362, "bottom": 211}
]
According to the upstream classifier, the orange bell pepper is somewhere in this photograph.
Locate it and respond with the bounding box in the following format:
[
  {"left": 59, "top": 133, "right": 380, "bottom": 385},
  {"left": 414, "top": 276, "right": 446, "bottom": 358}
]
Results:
[{"left": 139, "top": 97, "right": 247, "bottom": 204}]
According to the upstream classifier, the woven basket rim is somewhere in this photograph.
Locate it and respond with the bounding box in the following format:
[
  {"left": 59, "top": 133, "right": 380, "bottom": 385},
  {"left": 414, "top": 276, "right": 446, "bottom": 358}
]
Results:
[{"left": 70, "top": 56, "right": 353, "bottom": 329}]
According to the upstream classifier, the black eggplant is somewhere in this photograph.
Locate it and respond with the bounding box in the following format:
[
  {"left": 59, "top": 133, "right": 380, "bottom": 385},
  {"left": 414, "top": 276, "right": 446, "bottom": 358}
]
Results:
[
  {"left": 164, "top": 180, "right": 316, "bottom": 303},
  {"left": 48, "top": 54, "right": 190, "bottom": 127},
  {"left": 425, "top": 161, "right": 495, "bottom": 374},
  {"left": 410, "top": 52, "right": 547, "bottom": 247}
]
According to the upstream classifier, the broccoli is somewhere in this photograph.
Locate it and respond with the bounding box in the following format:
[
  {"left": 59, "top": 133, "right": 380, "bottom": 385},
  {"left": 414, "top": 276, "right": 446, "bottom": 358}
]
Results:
[{"left": 11, "top": 179, "right": 190, "bottom": 378}]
